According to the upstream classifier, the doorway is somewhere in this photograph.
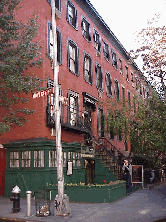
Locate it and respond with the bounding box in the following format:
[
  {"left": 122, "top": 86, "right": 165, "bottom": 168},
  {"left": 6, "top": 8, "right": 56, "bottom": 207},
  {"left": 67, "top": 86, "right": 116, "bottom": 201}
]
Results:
[{"left": 85, "top": 159, "right": 95, "bottom": 184}]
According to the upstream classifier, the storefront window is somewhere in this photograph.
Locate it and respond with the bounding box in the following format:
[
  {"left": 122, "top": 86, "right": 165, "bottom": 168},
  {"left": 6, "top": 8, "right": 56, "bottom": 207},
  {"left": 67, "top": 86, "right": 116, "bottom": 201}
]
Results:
[
  {"left": 49, "top": 150, "right": 57, "bottom": 167},
  {"left": 34, "top": 150, "right": 44, "bottom": 168},
  {"left": 21, "top": 151, "right": 31, "bottom": 167},
  {"left": 10, "top": 151, "right": 19, "bottom": 168}
]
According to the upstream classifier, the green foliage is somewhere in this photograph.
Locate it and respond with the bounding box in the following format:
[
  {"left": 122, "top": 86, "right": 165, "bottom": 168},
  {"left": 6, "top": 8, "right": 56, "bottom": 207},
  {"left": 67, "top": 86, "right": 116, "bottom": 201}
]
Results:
[
  {"left": 107, "top": 92, "right": 166, "bottom": 167},
  {"left": 130, "top": 15, "right": 166, "bottom": 100},
  {"left": 0, "top": 0, "right": 43, "bottom": 134}
]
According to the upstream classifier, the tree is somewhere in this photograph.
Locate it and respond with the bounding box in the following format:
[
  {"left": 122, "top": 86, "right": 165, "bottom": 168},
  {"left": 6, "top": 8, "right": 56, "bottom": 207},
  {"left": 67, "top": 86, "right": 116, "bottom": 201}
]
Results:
[
  {"left": 0, "top": 0, "right": 43, "bottom": 134},
  {"left": 130, "top": 15, "right": 166, "bottom": 100},
  {"left": 107, "top": 90, "right": 166, "bottom": 168}
]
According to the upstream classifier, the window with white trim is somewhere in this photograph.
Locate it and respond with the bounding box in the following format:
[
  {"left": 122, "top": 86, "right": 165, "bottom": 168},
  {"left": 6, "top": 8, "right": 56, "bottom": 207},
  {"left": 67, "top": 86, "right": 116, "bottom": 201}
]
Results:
[
  {"left": 81, "top": 17, "right": 91, "bottom": 41},
  {"left": 67, "top": 0, "right": 77, "bottom": 29},
  {"left": 68, "top": 91, "right": 79, "bottom": 126},
  {"left": 122, "top": 86, "right": 125, "bottom": 106},
  {"left": 112, "top": 50, "right": 118, "bottom": 70},
  {"left": 128, "top": 91, "right": 131, "bottom": 109},
  {"left": 21, "top": 151, "right": 31, "bottom": 168},
  {"left": 93, "top": 29, "right": 101, "bottom": 52},
  {"left": 84, "top": 52, "right": 92, "bottom": 84},
  {"left": 119, "top": 59, "right": 123, "bottom": 75},
  {"left": 103, "top": 40, "right": 110, "bottom": 61},
  {"left": 47, "top": 0, "right": 61, "bottom": 11},
  {"left": 34, "top": 150, "right": 44, "bottom": 168},
  {"left": 47, "top": 21, "right": 62, "bottom": 64},
  {"left": 49, "top": 150, "right": 57, "bottom": 167},
  {"left": 95, "top": 63, "right": 103, "bottom": 91},
  {"left": 114, "top": 79, "right": 120, "bottom": 101},
  {"left": 125, "top": 66, "right": 129, "bottom": 81},
  {"left": 10, "top": 151, "right": 19, "bottom": 168},
  {"left": 98, "top": 106, "right": 104, "bottom": 137},
  {"left": 68, "top": 39, "right": 79, "bottom": 75},
  {"left": 105, "top": 72, "right": 112, "bottom": 97}
]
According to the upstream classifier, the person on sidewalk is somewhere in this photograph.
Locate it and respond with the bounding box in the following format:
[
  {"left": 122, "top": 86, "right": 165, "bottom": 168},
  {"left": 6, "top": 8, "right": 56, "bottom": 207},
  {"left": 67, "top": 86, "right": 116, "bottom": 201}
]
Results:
[{"left": 122, "top": 159, "right": 132, "bottom": 195}]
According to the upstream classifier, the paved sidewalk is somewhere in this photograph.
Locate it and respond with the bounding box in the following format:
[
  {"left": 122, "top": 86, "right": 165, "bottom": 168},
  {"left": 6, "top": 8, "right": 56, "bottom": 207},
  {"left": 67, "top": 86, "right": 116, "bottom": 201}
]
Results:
[{"left": 1, "top": 183, "right": 166, "bottom": 222}]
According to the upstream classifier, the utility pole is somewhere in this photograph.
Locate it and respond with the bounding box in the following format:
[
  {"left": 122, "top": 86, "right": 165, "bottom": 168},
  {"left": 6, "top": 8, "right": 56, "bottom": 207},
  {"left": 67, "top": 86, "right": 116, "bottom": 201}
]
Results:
[{"left": 51, "top": 0, "right": 71, "bottom": 216}]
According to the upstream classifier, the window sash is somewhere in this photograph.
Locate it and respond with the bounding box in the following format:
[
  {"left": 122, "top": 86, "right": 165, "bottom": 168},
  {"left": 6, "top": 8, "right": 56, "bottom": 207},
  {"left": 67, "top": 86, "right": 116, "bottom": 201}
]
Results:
[
  {"left": 96, "top": 65, "right": 103, "bottom": 89},
  {"left": 68, "top": 41, "right": 78, "bottom": 74},
  {"left": 10, "top": 151, "right": 19, "bottom": 168},
  {"left": 115, "top": 80, "right": 120, "bottom": 101},
  {"left": 69, "top": 96, "right": 77, "bottom": 126},
  {"left": 21, "top": 151, "right": 31, "bottom": 168},
  {"left": 106, "top": 73, "right": 112, "bottom": 96},
  {"left": 34, "top": 150, "right": 44, "bottom": 168}
]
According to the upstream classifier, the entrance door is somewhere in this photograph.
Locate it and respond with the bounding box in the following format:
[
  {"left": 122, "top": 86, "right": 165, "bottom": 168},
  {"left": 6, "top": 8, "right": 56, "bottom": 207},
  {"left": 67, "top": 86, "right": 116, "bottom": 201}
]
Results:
[{"left": 85, "top": 159, "right": 95, "bottom": 184}]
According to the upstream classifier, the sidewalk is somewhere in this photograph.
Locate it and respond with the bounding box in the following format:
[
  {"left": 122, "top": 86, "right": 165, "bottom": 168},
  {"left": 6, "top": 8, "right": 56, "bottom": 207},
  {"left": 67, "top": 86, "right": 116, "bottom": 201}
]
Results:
[{"left": 1, "top": 182, "right": 166, "bottom": 222}]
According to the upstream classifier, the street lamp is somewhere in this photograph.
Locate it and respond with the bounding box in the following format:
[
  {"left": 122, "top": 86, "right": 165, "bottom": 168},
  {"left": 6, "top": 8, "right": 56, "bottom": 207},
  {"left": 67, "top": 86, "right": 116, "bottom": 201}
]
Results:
[{"left": 51, "top": 0, "right": 71, "bottom": 216}]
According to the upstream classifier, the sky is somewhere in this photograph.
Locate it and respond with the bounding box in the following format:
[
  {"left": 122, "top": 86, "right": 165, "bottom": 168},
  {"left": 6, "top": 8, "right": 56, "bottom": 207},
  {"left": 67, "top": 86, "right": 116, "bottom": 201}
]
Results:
[{"left": 89, "top": 0, "right": 166, "bottom": 52}]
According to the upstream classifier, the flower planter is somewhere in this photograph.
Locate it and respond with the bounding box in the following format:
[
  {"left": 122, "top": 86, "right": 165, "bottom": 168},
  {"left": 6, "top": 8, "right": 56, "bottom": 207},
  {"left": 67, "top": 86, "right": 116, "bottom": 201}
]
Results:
[{"left": 46, "top": 181, "right": 126, "bottom": 203}]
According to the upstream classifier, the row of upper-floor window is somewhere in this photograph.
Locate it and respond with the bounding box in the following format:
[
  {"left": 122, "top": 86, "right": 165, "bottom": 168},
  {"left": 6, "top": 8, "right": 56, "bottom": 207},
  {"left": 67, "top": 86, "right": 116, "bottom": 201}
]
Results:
[
  {"left": 47, "top": 0, "right": 135, "bottom": 81},
  {"left": 47, "top": 23, "right": 136, "bottom": 100}
]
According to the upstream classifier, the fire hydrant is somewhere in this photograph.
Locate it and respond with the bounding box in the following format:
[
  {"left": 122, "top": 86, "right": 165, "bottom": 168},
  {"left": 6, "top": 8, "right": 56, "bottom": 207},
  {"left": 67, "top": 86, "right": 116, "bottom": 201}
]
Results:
[{"left": 10, "top": 185, "right": 21, "bottom": 213}]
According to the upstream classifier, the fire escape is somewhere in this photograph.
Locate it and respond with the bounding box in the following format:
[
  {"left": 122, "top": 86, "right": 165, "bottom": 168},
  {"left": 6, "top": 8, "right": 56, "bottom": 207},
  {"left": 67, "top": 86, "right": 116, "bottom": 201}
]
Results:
[{"left": 46, "top": 91, "right": 125, "bottom": 180}]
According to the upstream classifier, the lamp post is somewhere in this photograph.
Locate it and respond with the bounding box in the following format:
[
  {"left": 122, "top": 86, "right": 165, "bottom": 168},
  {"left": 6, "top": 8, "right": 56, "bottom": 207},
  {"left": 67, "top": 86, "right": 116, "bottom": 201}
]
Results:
[{"left": 51, "top": 0, "right": 70, "bottom": 216}]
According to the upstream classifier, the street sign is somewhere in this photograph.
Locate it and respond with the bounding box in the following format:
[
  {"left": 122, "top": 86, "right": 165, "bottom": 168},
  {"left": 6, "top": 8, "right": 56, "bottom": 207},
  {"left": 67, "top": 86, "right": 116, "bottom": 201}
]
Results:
[{"left": 32, "top": 88, "right": 54, "bottom": 99}]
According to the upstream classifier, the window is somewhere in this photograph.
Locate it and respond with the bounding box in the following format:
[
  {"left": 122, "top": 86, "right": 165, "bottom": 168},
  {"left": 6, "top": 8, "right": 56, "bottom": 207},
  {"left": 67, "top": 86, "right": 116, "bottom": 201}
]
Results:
[
  {"left": 103, "top": 40, "right": 110, "bottom": 61},
  {"left": 63, "top": 152, "right": 67, "bottom": 167},
  {"left": 98, "top": 107, "right": 104, "bottom": 137},
  {"left": 125, "top": 66, "right": 129, "bottom": 81},
  {"left": 93, "top": 29, "right": 101, "bottom": 52},
  {"left": 119, "top": 59, "right": 123, "bottom": 75},
  {"left": 67, "top": 0, "right": 77, "bottom": 29},
  {"left": 47, "top": 0, "right": 61, "bottom": 11},
  {"left": 114, "top": 79, "right": 120, "bottom": 101},
  {"left": 122, "top": 86, "right": 125, "bottom": 106},
  {"left": 112, "top": 50, "right": 118, "bottom": 69},
  {"left": 21, "top": 151, "right": 31, "bottom": 168},
  {"left": 68, "top": 90, "right": 79, "bottom": 126},
  {"left": 81, "top": 17, "right": 91, "bottom": 41},
  {"left": 10, "top": 151, "right": 19, "bottom": 168},
  {"left": 83, "top": 52, "right": 92, "bottom": 84},
  {"left": 105, "top": 72, "right": 112, "bottom": 97},
  {"left": 34, "top": 150, "right": 44, "bottom": 168},
  {"left": 131, "top": 72, "right": 134, "bottom": 82},
  {"left": 76, "top": 153, "right": 81, "bottom": 167},
  {"left": 47, "top": 21, "right": 62, "bottom": 64},
  {"left": 128, "top": 91, "right": 131, "bottom": 109},
  {"left": 95, "top": 63, "right": 103, "bottom": 91},
  {"left": 68, "top": 39, "right": 79, "bottom": 75},
  {"left": 49, "top": 150, "right": 57, "bottom": 167}
]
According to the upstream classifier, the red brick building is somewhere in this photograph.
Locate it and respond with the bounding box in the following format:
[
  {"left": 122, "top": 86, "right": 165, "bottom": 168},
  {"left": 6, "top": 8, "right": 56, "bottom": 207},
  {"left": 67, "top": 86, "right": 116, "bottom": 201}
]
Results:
[{"left": 0, "top": 0, "right": 149, "bottom": 196}]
